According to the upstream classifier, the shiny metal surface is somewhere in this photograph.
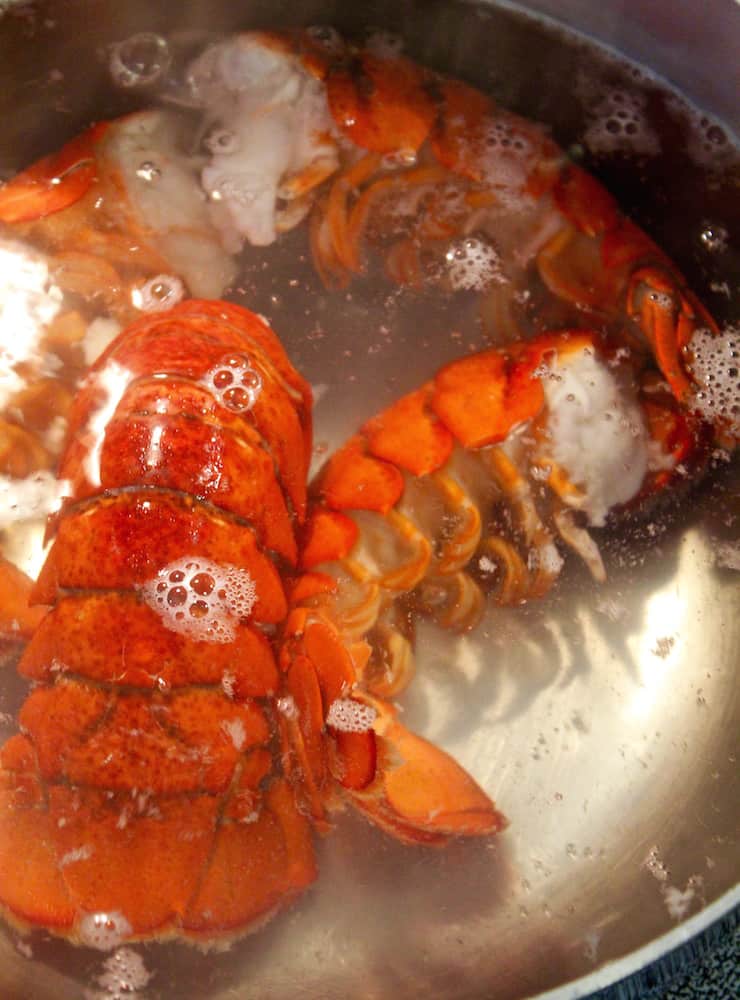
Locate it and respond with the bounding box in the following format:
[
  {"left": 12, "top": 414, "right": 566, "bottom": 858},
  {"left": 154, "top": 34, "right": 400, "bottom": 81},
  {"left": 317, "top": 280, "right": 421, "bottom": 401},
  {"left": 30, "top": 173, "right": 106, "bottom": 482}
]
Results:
[{"left": 0, "top": 2, "right": 737, "bottom": 998}]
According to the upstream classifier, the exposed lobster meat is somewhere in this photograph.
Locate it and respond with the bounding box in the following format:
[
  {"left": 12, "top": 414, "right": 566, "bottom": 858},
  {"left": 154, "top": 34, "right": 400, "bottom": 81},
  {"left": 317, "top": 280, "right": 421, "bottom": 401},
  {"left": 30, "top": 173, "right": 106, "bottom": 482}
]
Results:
[{"left": 0, "top": 301, "right": 503, "bottom": 945}]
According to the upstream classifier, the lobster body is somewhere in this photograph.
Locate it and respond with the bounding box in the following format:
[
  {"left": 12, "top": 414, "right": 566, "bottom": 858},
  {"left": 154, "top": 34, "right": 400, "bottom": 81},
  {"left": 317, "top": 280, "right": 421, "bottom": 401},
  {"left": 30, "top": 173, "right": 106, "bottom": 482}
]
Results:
[{"left": 0, "top": 301, "right": 503, "bottom": 945}]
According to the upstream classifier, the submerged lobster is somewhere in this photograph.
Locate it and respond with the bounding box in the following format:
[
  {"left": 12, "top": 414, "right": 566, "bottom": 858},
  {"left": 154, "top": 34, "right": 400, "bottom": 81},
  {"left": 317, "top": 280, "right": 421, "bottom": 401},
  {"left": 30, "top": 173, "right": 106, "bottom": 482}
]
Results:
[{"left": 0, "top": 27, "right": 736, "bottom": 948}]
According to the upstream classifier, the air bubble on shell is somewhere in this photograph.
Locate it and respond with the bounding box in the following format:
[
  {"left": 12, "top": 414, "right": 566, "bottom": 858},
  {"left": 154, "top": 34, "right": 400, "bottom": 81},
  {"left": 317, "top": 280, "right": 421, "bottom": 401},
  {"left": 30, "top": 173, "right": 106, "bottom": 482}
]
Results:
[
  {"left": 201, "top": 352, "right": 263, "bottom": 413},
  {"left": 109, "top": 33, "right": 171, "bottom": 89},
  {"left": 445, "top": 236, "right": 505, "bottom": 292},
  {"left": 131, "top": 274, "right": 185, "bottom": 312},
  {"left": 326, "top": 698, "right": 377, "bottom": 733},
  {"left": 277, "top": 695, "right": 298, "bottom": 720},
  {"left": 77, "top": 911, "right": 132, "bottom": 950},
  {"left": 138, "top": 557, "right": 257, "bottom": 643}
]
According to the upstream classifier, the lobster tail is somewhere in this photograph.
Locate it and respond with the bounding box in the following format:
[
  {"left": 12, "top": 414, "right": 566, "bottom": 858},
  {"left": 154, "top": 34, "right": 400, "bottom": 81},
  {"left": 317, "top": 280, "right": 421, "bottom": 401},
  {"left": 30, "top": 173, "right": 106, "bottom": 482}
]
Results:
[{"left": 0, "top": 301, "right": 317, "bottom": 944}]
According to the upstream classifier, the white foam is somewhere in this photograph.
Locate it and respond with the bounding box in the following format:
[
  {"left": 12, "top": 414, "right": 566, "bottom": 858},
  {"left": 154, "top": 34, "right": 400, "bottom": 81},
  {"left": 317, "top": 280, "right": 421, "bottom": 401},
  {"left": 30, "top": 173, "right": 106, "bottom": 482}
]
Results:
[
  {"left": 665, "top": 95, "right": 734, "bottom": 170},
  {"left": 137, "top": 557, "right": 257, "bottom": 643},
  {"left": 0, "top": 471, "right": 70, "bottom": 527},
  {"left": 59, "top": 844, "right": 94, "bottom": 868},
  {"left": 109, "top": 32, "right": 170, "bottom": 89},
  {"left": 713, "top": 540, "right": 740, "bottom": 572},
  {"left": 77, "top": 911, "right": 133, "bottom": 950},
  {"left": 445, "top": 236, "right": 505, "bottom": 292},
  {"left": 539, "top": 347, "right": 650, "bottom": 525},
  {"left": 0, "top": 239, "right": 63, "bottom": 409},
  {"left": 325, "top": 698, "right": 377, "bottom": 733},
  {"left": 687, "top": 325, "right": 740, "bottom": 436},
  {"left": 473, "top": 116, "right": 540, "bottom": 197}
]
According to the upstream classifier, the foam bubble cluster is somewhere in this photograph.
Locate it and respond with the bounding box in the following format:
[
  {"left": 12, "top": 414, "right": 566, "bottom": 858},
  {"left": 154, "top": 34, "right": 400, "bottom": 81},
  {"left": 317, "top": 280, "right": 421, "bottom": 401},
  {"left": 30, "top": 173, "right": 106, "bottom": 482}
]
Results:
[
  {"left": 583, "top": 89, "right": 660, "bottom": 156},
  {"left": 201, "top": 352, "right": 263, "bottom": 413},
  {"left": 138, "top": 557, "right": 257, "bottom": 643},
  {"left": 131, "top": 274, "right": 185, "bottom": 312},
  {"left": 687, "top": 326, "right": 740, "bottom": 435},
  {"left": 445, "top": 236, "right": 505, "bottom": 292},
  {"left": 665, "top": 96, "right": 734, "bottom": 169},
  {"left": 325, "top": 698, "right": 377, "bottom": 733},
  {"left": 476, "top": 118, "right": 537, "bottom": 193},
  {"left": 78, "top": 911, "right": 133, "bottom": 950},
  {"left": 86, "top": 947, "right": 153, "bottom": 1000}
]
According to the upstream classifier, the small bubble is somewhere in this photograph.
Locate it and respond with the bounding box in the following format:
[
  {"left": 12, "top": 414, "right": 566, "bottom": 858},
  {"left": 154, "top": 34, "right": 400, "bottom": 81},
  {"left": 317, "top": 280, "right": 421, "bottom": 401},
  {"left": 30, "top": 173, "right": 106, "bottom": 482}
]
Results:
[
  {"left": 131, "top": 274, "right": 185, "bottom": 313},
  {"left": 699, "top": 222, "right": 728, "bottom": 254},
  {"left": 166, "top": 586, "right": 187, "bottom": 607},
  {"left": 190, "top": 572, "right": 215, "bottom": 596},
  {"left": 110, "top": 32, "right": 171, "bottom": 89},
  {"left": 223, "top": 385, "right": 254, "bottom": 411},
  {"left": 135, "top": 160, "right": 161, "bottom": 182},
  {"left": 205, "top": 128, "right": 239, "bottom": 155}
]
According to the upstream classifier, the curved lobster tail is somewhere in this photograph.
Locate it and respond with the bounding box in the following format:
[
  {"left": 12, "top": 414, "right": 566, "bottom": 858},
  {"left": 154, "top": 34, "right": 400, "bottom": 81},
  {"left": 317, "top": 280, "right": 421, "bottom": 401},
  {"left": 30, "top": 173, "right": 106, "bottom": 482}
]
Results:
[
  {"left": 297, "top": 328, "right": 705, "bottom": 695},
  {"left": 0, "top": 301, "right": 317, "bottom": 944}
]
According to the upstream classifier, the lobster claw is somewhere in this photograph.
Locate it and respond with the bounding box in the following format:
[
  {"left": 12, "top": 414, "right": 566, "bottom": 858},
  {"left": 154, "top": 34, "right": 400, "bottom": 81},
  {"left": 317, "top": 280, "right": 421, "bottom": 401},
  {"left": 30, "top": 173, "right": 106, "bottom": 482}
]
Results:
[
  {"left": 346, "top": 694, "right": 507, "bottom": 845},
  {"left": 0, "top": 122, "right": 108, "bottom": 223}
]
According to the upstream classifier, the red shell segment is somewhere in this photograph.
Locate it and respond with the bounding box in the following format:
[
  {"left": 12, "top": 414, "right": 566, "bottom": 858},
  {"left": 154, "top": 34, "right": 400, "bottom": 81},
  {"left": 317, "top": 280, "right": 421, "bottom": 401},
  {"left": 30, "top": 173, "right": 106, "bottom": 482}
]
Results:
[
  {"left": 32, "top": 491, "right": 288, "bottom": 624},
  {"left": 431, "top": 348, "right": 544, "bottom": 449},
  {"left": 19, "top": 592, "right": 280, "bottom": 695},
  {"left": 363, "top": 385, "right": 454, "bottom": 477},
  {"left": 319, "top": 437, "right": 405, "bottom": 514},
  {"left": 327, "top": 54, "right": 436, "bottom": 154},
  {"left": 300, "top": 507, "right": 359, "bottom": 569}
]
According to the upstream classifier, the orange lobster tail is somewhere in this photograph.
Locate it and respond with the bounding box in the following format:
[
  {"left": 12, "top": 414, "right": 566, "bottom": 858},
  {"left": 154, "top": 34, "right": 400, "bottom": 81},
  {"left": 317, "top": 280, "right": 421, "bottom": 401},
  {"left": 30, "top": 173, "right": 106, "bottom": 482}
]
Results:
[{"left": 0, "top": 302, "right": 318, "bottom": 943}]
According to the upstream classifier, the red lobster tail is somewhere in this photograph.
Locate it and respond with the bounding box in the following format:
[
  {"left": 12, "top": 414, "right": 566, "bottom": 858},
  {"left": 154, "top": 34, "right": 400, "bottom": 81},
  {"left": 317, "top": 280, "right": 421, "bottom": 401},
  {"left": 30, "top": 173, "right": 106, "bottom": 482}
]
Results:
[{"left": 0, "top": 301, "right": 317, "bottom": 944}]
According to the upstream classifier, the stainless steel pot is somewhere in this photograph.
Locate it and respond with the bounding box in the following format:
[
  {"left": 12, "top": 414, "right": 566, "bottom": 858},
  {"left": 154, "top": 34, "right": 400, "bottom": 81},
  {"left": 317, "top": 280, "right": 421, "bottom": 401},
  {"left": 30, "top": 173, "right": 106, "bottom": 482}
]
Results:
[{"left": 0, "top": 2, "right": 737, "bottom": 998}]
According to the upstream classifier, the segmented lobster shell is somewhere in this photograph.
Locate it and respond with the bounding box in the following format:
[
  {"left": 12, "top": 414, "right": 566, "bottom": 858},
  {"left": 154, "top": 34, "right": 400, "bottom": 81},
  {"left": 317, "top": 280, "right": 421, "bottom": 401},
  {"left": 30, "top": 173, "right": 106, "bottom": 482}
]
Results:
[{"left": 0, "top": 301, "right": 318, "bottom": 944}]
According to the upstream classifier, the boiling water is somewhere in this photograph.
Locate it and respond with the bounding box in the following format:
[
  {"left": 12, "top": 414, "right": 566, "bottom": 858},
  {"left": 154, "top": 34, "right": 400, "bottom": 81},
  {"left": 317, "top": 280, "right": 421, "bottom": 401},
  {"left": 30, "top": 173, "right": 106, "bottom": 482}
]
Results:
[{"left": 0, "top": 2, "right": 738, "bottom": 999}]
